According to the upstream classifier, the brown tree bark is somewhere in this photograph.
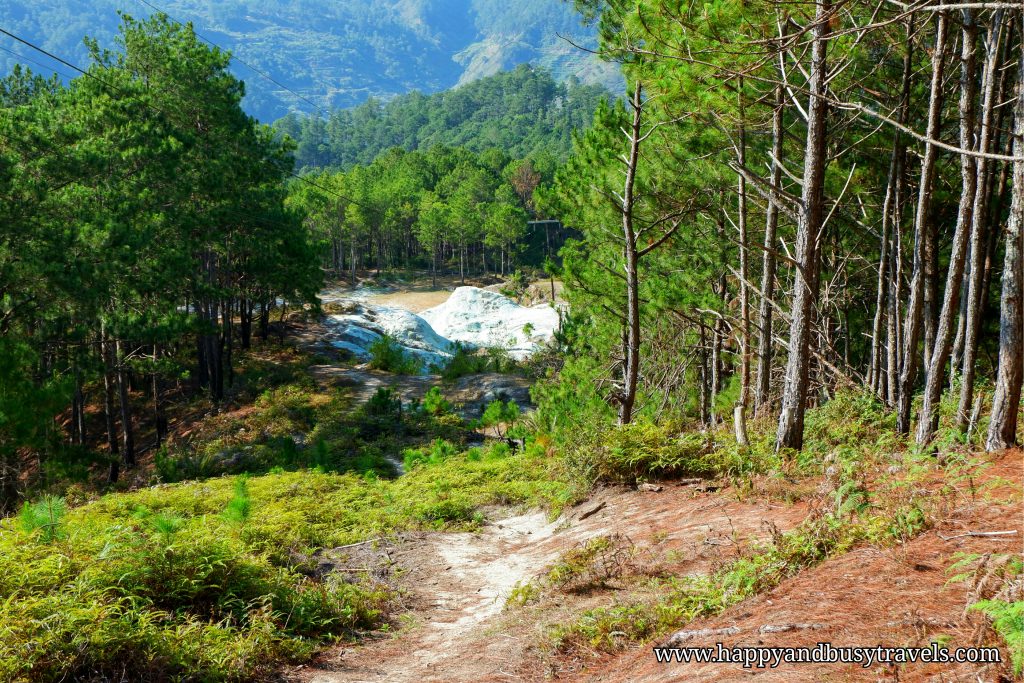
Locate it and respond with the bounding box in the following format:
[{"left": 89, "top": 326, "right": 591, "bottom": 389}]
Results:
[
  {"left": 958, "top": 12, "right": 1009, "bottom": 430},
  {"left": 986, "top": 46, "right": 1023, "bottom": 452},
  {"left": 618, "top": 81, "right": 644, "bottom": 426},
  {"left": 915, "top": 10, "right": 979, "bottom": 445},
  {"left": 896, "top": 12, "right": 949, "bottom": 435},
  {"left": 776, "top": 0, "right": 830, "bottom": 452},
  {"left": 754, "top": 83, "right": 784, "bottom": 416}
]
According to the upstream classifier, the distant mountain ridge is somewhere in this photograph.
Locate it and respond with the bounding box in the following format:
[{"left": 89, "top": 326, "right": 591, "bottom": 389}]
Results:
[
  {"left": 275, "top": 64, "right": 609, "bottom": 170},
  {"left": 0, "top": 0, "right": 619, "bottom": 122}
]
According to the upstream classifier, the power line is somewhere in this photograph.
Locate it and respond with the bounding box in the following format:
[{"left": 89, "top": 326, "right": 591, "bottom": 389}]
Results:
[
  {"left": 0, "top": 44, "right": 78, "bottom": 82},
  {"left": 133, "top": 0, "right": 328, "bottom": 118},
  {"left": 0, "top": 24, "right": 360, "bottom": 207}
]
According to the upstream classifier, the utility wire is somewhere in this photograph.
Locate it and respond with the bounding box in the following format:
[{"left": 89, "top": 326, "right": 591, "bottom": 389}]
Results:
[
  {"left": 0, "top": 25, "right": 361, "bottom": 207},
  {"left": 0, "top": 44, "right": 78, "bottom": 81}
]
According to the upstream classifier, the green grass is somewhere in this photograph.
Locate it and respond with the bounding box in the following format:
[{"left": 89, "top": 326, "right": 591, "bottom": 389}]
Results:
[
  {"left": 0, "top": 438, "right": 572, "bottom": 682},
  {"left": 154, "top": 384, "right": 468, "bottom": 483}
]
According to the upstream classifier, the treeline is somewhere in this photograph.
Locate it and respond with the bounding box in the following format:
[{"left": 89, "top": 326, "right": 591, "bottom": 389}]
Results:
[
  {"left": 543, "top": 1, "right": 1022, "bottom": 453},
  {"left": 274, "top": 65, "right": 608, "bottom": 169},
  {"left": 0, "top": 15, "right": 321, "bottom": 506},
  {"left": 288, "top": 145, "right": 558, "bottom": 285}
]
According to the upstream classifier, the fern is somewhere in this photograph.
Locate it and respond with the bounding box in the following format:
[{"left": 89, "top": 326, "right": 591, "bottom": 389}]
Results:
[{"left": 970, "top": 599, "right": 1024, "bottom": 676}]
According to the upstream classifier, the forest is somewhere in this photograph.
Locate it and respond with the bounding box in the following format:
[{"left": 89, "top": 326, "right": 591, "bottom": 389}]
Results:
[
  {"left": 275, "top": 65, "right": 609, "bottom": 169},
  {"left": 0, "top": 1, "right": 1022, "bottom": 682}
]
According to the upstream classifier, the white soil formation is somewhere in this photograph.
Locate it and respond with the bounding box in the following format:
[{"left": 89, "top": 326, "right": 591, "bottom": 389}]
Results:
[{"left": 321, "top": 286, "right": 560, "bottom": 368}]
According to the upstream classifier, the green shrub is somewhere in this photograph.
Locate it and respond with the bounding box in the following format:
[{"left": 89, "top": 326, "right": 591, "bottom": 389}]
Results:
[
  {"left": 0, "top": 477, "right": 392, "bottom": 682},
  {"left": 18, "top": 495, "right": 67, "bottom": 542},
  {"left": 420, "top": 386, "right": 453, "bottom": 416},
  {"left": 223, "top": 476, "right": 252, "bottom": 524},
  {"left": 590, "top": 421, "right": 719, "bottom": 483},
  {"left": 403, "top": 438, "right": 460, "bottom": 470},
  {"left": 155, "top": 445, "right": 220, "bottom": 483},
  {"left": 500, "top": 270, "right": 528, "bottom": 299},
  {"left": 368, "top": 335, "right": 423, "bottom": 374},
  {"left": 435, "top": 342, "right": 489, "bottom": 379},
  {"left": 479, "top": 399, "right": 520, "bottom": 437}
]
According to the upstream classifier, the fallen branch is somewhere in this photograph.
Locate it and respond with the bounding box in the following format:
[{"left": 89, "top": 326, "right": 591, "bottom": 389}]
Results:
[
  {"left": 577, "top": 502, "right": 607, "bottom": 521},
  {"left": 759, "top": 623, "right": 828, "bottom": 634},
  {"left": 938, "top": 530, "right": 1018, "bottom": 541},
  {"left": 332, "top": 538, "right": 383, "bottom": 551}
]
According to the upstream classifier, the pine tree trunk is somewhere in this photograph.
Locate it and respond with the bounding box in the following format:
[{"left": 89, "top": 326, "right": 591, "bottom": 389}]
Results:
[
  {"left": 618, "top": 81, "right": 644, "bottom": 426},
  {"left": 116, "top": 339, "right": 135, "bottom": 468},
  {"left": 958, "top": 12, "right": 1009, "bottom": 430},
  {"left": 985, "top": 48, "right": 1024, "bottom": 451},
  {"left": 776, "top": 0, "right": 830, "bottom": 452},
  {"left": 152, "top": 344, "right": 166, "bottom": 445},
  {"left": 754, "top": 83, "right": 784, "bottom": 416},
  {"left": 896, "top": 12, "right": 949, "bottom": 434},
  {"left": 875, "top": 21, "right": 914, "bottom": 405},
  {"left": 73, "top": 365, "right": 86, "bottom": 446},
  {"left": 915, "top": 10, "right": 979, "bottom": 445},
  {"left": 735, "top": 77, "right": 750, "bottom": 446},
  {"left": 699, "top": 323, "right": 711, "bottom": 427},
  {"left": 101, "top": 333, "right": 120, "bottom": 483}
]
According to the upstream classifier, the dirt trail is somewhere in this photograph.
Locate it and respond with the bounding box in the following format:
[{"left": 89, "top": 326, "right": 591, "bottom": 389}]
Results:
[{"left": 289, "top": 484, "right": 807, "bottom": 683}]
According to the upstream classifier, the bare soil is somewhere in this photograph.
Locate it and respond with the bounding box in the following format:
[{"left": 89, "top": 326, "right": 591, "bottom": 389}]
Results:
[
  {"left": 287, "top": 482, "right": 809, "bottom": 683},
  {"left": 556, "top": 449, "right": 1024, "bottom": 683},
  {"left": 284, "top": 448, "right": 1022, "bottom": 683}
]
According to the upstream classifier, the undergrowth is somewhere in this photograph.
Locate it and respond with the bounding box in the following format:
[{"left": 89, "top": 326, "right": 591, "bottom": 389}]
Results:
[
  {"left": 155, "top": 385, "right": 465, "bottom": 482},
  {"left": 1, "top": 436, "right": 573, "bottom": 682}
]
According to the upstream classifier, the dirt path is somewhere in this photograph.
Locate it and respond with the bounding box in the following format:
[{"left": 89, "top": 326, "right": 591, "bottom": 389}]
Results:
[{"left": 288, "top": 484, "right": 808, "bottom": 683}]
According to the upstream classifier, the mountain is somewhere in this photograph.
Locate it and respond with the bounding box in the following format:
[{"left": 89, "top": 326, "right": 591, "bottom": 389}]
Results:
[
  {"left": 276, "top": 64, "right": 609, "bottom": 170},
  {"left": 0, "top": 0, "right": 620, "bottom": 122}
]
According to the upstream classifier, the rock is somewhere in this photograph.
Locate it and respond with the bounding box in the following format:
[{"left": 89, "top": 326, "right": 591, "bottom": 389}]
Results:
[{"left": 663, "top": 626, "right": 741, "bottom": 646}]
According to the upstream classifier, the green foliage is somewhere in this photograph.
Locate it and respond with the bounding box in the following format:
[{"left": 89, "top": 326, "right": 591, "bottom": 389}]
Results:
[
  {"left": 587, "top": 421, "right": 721, "bottom": 484},
  {"left": 18, "top": 495, "right": 67, "bottom": 543},
  {"left": 279, "top": 66, "right": 610, "bottom": 169},
  {"left": 500, "top": 270, "right": 530, "bottom": 299},
  {"left": 419, "top": 386, "right": 453, "bottom": 416},
  {"left": 223, "top": 476, "right": 252, "bottom": 525},
  {"left": 434, "top": 342, "right": 520, "bottom": 380},
  {"left": 369, "top": 335, "right": 424, "bottom": 375},
  {"left": 970, "top": 600, "right": 1024, "bottom": 675},
  {"left": 403, "top": 439, "right": 460, "bottom": 470},
  {"left": 0, "top": 432, "right": 571, "bottom": 681},
  {"left": 1, "top": 13, "right": 323, "bottom": 505},
  {"left": 479, "top": 399, "right": 521, "bottom": 438}
]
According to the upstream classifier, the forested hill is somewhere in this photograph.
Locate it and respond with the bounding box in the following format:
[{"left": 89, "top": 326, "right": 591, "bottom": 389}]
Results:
[
  {"left": 0, "top": 0, "right": 619, "bottom": 122},
  {"left": 275, "top": 65, "right": 610, "bottom": 170}
]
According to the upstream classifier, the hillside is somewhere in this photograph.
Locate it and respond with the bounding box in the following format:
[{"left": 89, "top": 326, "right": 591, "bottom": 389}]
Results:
[
  {"left": 275, "top": 65, "right": 610, "bottom": 169},
  {"left": 2, "top": 3, "right": 1023, "bottom": 683},
  {"left": 0, "top": 0, "right": 619, "bottom": 122}
]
